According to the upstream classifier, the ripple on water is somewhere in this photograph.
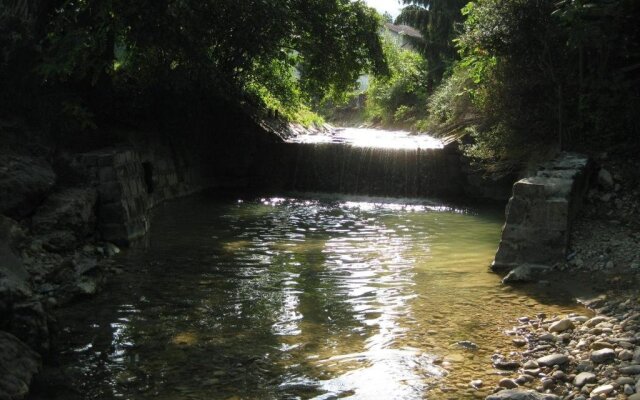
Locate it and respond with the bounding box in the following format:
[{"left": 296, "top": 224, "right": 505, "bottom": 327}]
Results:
[{"left": 52, "top": 195, "right": 588, "bottom": 400}]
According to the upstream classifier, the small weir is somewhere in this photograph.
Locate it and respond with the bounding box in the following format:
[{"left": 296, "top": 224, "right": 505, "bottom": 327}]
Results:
[{"left": 253, "top": 128, "right": 465, "bottom": 199}]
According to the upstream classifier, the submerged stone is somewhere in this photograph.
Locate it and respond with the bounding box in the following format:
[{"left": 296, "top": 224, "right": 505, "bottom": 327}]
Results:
[{"left": 485, "top": 389, "right": 560, "bottom": 400}]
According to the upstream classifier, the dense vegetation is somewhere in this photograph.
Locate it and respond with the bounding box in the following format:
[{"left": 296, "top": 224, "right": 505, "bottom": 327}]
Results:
[
  {"left": 358, "top": 35, "right": 428, "bottom": 128},
  {"left": 413, "top": 0, "right": 640, "bottom": 171},
  {"left": 0, "top": 0, "right": 387, "bottom": 135}
]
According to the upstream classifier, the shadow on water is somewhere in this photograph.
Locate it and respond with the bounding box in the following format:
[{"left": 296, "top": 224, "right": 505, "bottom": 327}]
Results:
[{"left": 34, "top": 192, "right": 595, "bottom": 400}]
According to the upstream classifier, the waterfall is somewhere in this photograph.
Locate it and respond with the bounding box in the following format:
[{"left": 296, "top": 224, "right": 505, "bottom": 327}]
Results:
[{"left": 252, "top": 129, "right": 465, "bottom": 199}]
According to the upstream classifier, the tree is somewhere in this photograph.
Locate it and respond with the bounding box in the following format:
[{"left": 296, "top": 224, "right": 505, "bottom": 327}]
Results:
[
  {"left": 0, "top": 0, "right": 388, "bottom": 128},
  {"left": 396, "top": 0, "right": 468, "bottom": 87},
  {"left": 429, "top": 0, "right": 640, "bottom": 172}
]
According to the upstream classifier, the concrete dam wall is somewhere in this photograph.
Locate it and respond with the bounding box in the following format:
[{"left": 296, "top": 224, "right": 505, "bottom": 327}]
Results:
[{"left": 251, "top": 143, "right": 467, "bottom": 199}]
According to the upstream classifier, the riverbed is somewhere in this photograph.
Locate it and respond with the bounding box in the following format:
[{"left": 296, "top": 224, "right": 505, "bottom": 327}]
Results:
[{"left": 44, "top": 194, "right": 589, "bottom": 399}]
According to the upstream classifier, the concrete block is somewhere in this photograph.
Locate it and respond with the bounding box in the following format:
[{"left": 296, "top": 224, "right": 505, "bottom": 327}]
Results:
[
  {"left": 513, "top": 179, "right": 546, "bottom": 199},
  {"left": 493, "top": 152, "right": 592, "bottom": 276}
]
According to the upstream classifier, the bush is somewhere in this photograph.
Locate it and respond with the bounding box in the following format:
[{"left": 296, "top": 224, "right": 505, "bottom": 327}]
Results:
[{"left": 363, "top": 36, "right": 429, "bottom": 128}]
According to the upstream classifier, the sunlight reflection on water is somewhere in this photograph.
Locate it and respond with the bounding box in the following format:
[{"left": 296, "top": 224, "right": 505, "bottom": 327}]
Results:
[{"left": 53, "top": 195, "right": 588, "bottom": 400}]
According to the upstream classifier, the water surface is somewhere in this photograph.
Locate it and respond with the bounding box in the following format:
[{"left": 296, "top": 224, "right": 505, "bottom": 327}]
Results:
[{"left": 51, "top": 194, "right": 587, "bottom": 399}]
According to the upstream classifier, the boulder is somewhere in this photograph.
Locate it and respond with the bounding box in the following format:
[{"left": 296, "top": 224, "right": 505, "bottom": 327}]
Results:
[
  {"left": 8, "top": 301, "right": 50, "bottom": 354},
  {"left": 1, "top": 217, "right": 50, "bottom": 354},
  {"left": 32, "top": 187, "right": 97, "bottom": 239},
  {"left": 0, "top": 155, "right": 56, "bottom": 219},
  {"left": 0, "top": 331, "right": 41, "bottom": 400}
]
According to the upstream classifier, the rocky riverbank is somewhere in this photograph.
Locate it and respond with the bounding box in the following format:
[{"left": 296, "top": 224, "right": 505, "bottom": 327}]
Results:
[
  {"left": 0, "top": 121, "right": 211, "bottom": 400},
  {"left": 485, "top": 292, "right": 640, "bottom": 400},
  {"left": 483, "top": 154, "right": 640, "bottom": 399},
  {"left": 1, "top": 212, "right": 122, "bottom": 400}
]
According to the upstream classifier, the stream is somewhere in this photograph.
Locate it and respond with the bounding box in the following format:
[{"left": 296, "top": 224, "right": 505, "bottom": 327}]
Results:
[{"left": 44, "top": 193, "right": 589, "bottom": 399}]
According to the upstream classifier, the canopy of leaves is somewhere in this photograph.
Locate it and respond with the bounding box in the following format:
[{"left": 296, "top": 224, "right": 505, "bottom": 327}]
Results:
[{"left": 0, "top": 0, "right": 388, "bottom": 131}]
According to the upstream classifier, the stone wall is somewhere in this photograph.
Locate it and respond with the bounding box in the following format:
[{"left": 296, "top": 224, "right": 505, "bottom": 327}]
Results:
[
  {"left": 251, "top": 143, "right": 466, "bottom": 199},
  {"left": 492, "top": 152, "right": 593, "bottom": 274},
  {"left": 76, "top": 142, "right": 210, "bottom": 245}
]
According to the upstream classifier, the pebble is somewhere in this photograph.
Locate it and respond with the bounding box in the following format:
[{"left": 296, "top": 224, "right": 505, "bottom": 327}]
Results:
[
  {"left": 574, "top": 372, "right": 597, "bottom": 387},
  {"left": 586, "top": 316, "right": 608, "bottom": 327},
  {"left": 616, "top": 377, "right": 635, "bottom": 385},
  {"left": 516, "top": 375, "right": 534, "bottom": 384},
  {"left": 591, "top": 383, "right": 614, "bottom": 396},
  {"left": 620, "top": 365, "right": 640, "bottom": 375},
  {"left": 494, "top": 360, "right": 521, "bottom": 370},
  {"left": 590, "top": 341, "right": 614, "bottom": 350},
  {"left": 625, "top": 383, "right": 635, "bottom": 395},
  {"left": 551, "top": 370, "right": 566, "bottom": 381},
  {"left": 512, "top": 338, "right": 528, "bottom": 347},
  {"left": 498, "top": 378, "right": 519, "bottom": 389},
  {"left": 549, "top": 319, "right": 574, "bottom": 333},
  {"left": 619, "top": 349, "right": 634, "bottom": 360},
  {"left": 537, "top": 353, "right": 569, "bottom": 367},
  {"left": 591, "top": 348, "right": 616, "bottom": 363},
  {"left": 539, "top": 333, "right": 555, "bottom": 341},
  {"left": 541, "top": 378, "right": 554, "bottom": 390}
]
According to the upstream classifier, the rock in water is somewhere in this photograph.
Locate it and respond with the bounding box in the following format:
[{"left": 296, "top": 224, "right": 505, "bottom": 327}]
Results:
[
  {"left": 494, "top": 360, "right": 522, "bottom": 370},
  {"left": 499, "top": 378, "right": 519, "bottom": 389},
  {"left": 0, "top": 331, "right": 41, "bottom": 400},
  {"left": 471, "top": 379, "right": 483, "bottom": 389},
  {"left": 485, "top": 389, "right": 560, "bottom": 400},
  {"left": 501, "top": 264, "right": 550, "bottom": 284}
]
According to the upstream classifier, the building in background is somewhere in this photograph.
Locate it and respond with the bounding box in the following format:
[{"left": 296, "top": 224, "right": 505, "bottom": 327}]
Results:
[{"left": 382, "top": 23, "right": 423, "bottom": 51}]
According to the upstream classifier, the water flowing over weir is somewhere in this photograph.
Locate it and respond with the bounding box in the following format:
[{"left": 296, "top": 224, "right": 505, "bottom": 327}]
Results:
[{"left": 251, "top": 128, "right": 466, "bottom": 199}]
